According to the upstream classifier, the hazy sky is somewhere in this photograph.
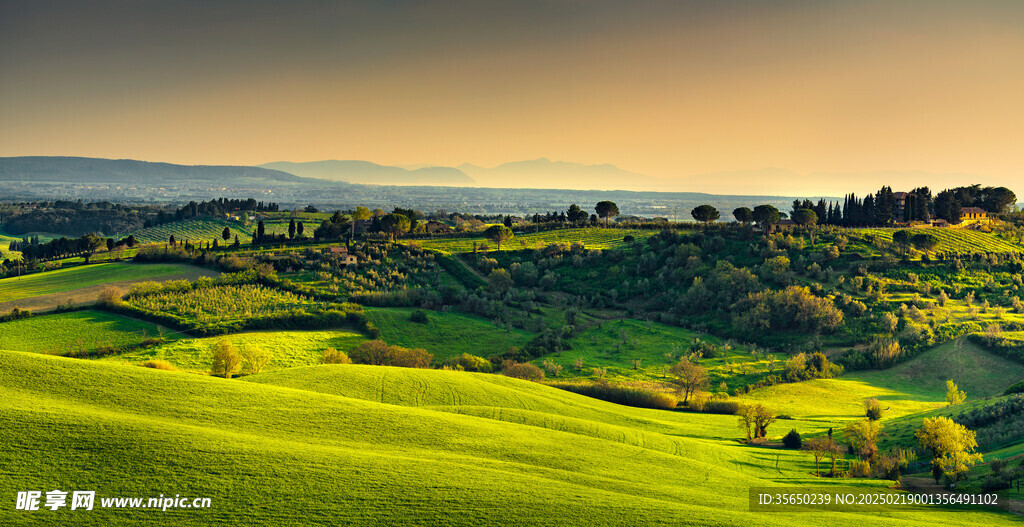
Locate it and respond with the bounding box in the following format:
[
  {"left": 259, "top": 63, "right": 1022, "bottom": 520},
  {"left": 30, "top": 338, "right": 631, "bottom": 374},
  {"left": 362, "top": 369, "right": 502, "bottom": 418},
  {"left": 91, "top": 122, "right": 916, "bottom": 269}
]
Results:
[{"left": 2, "top": 1, "right": 1022, "bottom": 195}]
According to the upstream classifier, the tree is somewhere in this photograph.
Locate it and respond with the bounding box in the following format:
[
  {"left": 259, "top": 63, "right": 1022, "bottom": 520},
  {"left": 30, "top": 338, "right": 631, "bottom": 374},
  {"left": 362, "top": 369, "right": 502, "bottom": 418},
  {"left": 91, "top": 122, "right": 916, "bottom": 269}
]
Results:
[
  {"left": 288, "top": 219, "right": 296, "bottom": 239},
  {"left": 210, "top": 340, "right": 241, "bottom": 378},
  {"left": 595, "top": 201, "right": 619, "bottom": 225},
  {"left": 349, "top": 340, "right": 394, "bottom": 365},
  {"left": 256, "top": 221, "right": 266, "bottom": 242},
  {"left": 567, "top": 204, "right": 588, "bottom": 224},
  {"left": 241, "top": 346, "right": 272, "bottom": 374},
  {"left": 670, "top": 358, "right": 708, "bottom": 405},
  {"left": 864, "top": 398, "right": 884, "bottom": 420},
  {"left": 892, "top": 230, "right": 911, "bottom": 255},
  {"left": 488, "top": 268, "right": 513, "bottom": 293},
  {"left": 752, "top": 404, "right": 776, "bottom": 439},
  {"left": 844, "top": 419, "right": 882, "bottom": 460},
  {"left": 752, "top": 205, "right": 780, "bottom": 234},
  {"left": 381, "top": 213, "right": 411, "bottom": 241},
  {"left": 911, "top": 233, "right": 938, "bottom": 253},
  {"left": 485, "top": 224, "right": 513, "bottom": 250},
  {"left": 945, "top": 380, "right": 966, "bottom": 405},
  {"left": 222, "top": 227, "right": 231, "bottom": 242},
  {"left": 916, "top": 416, "right": 984, "bottom": 482},
  {"left": 733, "top": 207, "right": 753, "bottom": 225},
  {"left": 804, "top": 437, "right": 830, "bottom": 476},
  {"left": 737, "top": 404, "right": 756, "bottom": 441},
  {"left": 105, "top": 238, "right": 114, "bottom": 251},
  {"left": 935, "top": 190, "right": 962, "bottom": 223},
  {"left": 296, "top": 222, "right": 304, "bottom": 237},
  {"left": 321, "top": 348, "right": 353, "bottom": 364},
  {"left": 791, "top": 208, "right": 818, "bottom": 227},
  {"left": 783, "top": 429, "right": 802, "bottom": 449},
  {"left": 352, "top": 206, "right": 372, "bottom": 220},
  {"left": 690, "top": 205, "right": 720, "bottom": 225},
  {"left": 168, "top": 234, "right": 176, "bottom": 245}
]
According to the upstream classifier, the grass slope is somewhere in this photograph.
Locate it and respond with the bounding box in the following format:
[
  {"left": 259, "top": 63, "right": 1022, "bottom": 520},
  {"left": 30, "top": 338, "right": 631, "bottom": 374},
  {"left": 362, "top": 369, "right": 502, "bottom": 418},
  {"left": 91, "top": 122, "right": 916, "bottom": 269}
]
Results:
[
  {"left": 100, "top": 330, "right": 367, "bottom": 372},
  {"left": 1, "top": 351, "right": 1014, "bottom": 525},
  {"left": 0, "top": 263, "right": 215, "bottom": 304},
  {"left": 365, "top": 307, "right": 531, "bottom": 361},
  {"left": 858, "top": 228, "right": 1024, "bottom": 254},
  {"left": 0, "top": 310, "right": 177, "bottom": 354}
]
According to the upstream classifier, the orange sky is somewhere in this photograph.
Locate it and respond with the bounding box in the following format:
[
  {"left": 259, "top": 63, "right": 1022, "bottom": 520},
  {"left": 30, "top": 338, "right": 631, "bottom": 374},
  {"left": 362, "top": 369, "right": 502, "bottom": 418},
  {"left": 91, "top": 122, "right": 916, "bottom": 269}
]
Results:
[{"left": 1, "top": 1, "right": 1022, "bottom": 195}]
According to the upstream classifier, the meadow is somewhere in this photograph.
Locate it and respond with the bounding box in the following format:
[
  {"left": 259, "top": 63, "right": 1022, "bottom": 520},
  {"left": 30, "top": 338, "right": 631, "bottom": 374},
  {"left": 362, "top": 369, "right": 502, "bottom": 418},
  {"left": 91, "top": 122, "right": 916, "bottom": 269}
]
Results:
[
  {"left": 407, "top": 227, "right": 658, "bottom": 253},
  {"left": 0, "top": 263, "right": 217, "bottom": 305},
  {"left": 101, "top": 330, "right": 367, "bottom": 372},
  {"left": 364, "top": 307, "right": 532, "bottom": 361},
  {"left": 1, "top": 350, "right": 1016, "bottom": 525},
  {"left": 0, "top": 310, "right": 177, "bottom": 355}
]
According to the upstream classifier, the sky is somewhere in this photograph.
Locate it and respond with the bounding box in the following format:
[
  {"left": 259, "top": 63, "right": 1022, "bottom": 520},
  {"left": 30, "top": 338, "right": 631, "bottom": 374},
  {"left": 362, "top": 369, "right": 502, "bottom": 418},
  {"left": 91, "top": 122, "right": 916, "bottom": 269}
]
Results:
[{"left": 1, "top": 0, "right": 1023, "bottom": 196}]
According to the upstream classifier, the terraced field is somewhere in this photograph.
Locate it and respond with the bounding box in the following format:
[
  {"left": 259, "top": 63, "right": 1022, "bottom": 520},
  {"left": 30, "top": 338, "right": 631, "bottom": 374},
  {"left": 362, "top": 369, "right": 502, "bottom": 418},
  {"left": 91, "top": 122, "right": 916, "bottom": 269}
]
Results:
[
  {"left": 408, "top": 227, "right": 658, "bottom": 254},
  {"left": 857, "top": 228, "right": 1024, "bottom": 254},
  {"left": 0, "top": 310, "right": 176, "bottom": 355},
  {"left": 125, "top": 218, "right": 252, "bottom": 244},
  {"left": 2, "top": 351, "right": 1016, "bottom": 525}
]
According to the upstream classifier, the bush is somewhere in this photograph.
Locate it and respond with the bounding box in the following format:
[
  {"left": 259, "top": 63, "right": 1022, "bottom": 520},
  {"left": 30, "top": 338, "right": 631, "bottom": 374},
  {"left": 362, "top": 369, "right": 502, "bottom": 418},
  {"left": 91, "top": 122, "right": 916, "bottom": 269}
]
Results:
[
  {"left": 502, "top": 362, "right": 545, "bottom": 382},
  {"left": 865, "top": 398, "right": 884, "bottom": 420},
  {"left": 783, "top": 429, "right": 802, "bottom": 449},
  {"left": 210, "top": 340, "right": 241, "bottom": 378},
  {"left": 348, "top": 340, "right": 432, "bottom": 368},
  {"left": 322, "top": 348, "right": 353, "bottom": 364},
  {"left": 140, "top": 360, "right": 176, "bottom": 371},
  {"left": 700, "top": 400, "right": 741, "bottom": 415},
  {"left": 1004, "top": 380, "right": 1024, "bottom": 396},
  {"left": 409, "top": 310, "right": 430, "bottom": 324},
  {"left": 444, "top": 353, "right": 492, "bottom": 373},
  {"left": 549, "top": 381, "right": 677, "bottom": 410}
]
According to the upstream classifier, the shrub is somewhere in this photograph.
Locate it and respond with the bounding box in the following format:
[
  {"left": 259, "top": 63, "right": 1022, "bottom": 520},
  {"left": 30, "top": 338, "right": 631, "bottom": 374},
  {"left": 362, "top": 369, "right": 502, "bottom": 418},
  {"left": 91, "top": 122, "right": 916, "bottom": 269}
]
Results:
[
  {"left": 1004, "top": 380, "right": 1024, "bottom": 396},
  {"left": 542, "top": 359, "right": 563, "bottom": 377},
  {"left": 549, "top": 381, "right": 676, "bottom": 410},
  {"left": 322, "top": 348, "right": 353, "bottom": 364},
  {"left": 98, "top": 286, "right": 126, "bottom": 306},
  {"left": 241, "top": 346, "right": 272, "bottom": 374},
  {"left": 502, "top": 362, "right": 545, "bottom": 381},
  {"left": 445, "top": 353, "right": 492, "bottom": 373},
  {"left": 783, "top": 429, "right": 802, "bottom": 449},
  {"left": 409, "top": 310, "right": 430, "bottom": 324},
  {"left": 849, "top": 459, "right": 872, "bottom": 478},
  {"left": 210, "top": 340, "right": 241, "bottom": 378},
  {"left": 348, "top": 340, "right": 432, "bottom": 368},
  {"left": 140, "top": 360, "right": 176, "bottom": 371},
  {"left": 865, "top": 398, "right": 884, "bottom": 420},
  {"left": 700, "top": 400, "right": 741, "bottom": 415}
]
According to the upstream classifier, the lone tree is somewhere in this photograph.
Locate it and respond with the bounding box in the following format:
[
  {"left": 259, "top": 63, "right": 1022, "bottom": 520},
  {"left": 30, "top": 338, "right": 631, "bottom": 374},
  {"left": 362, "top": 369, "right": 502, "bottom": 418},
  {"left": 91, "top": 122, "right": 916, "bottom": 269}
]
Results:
[
  {"left": 669, "top": 358, "right": 708, "bottom": 405},
  {"left": 288, "top": 219, "right": 296, "bottom": 239},
  {"left": 221, "top": 227, "right": 231, "bottom": 242},
  {"left": 168, "top": 234, "right": 176, "bottom": 245},
  {"left": 256, "top": 220, "right": 266, "bottom": 242},
  {"left": 945, "top": 380, "right": 966, "bottom": 406},
  {"left": 211, "top": 340, "right": 241, "bottom": 378},
  {"left": 732, "top": 207, "right": 753, "bottom": 225},
  {"left": 916, "top": 416, "right": 983, "bottom": 483},
  {"left": 690, "top": 205, "right": 720, "bottom": 225},
  {"left": 892, "top": 230, "right": 912, "bottom": 255},
  {"left": 485, "top": 224, "right": 514, "bottom": 250},
  {"left": 241, "top": 345, "right": 272, "bottom": 375},
  {"left": 804, "top": 437, "right": 831, "bottom": 476},
  {"left": 296, "top": 222, "right": 304, "bottom": 237},
  {"left": 912, "top": 232, "right": 938, "bottom": 253},
  {"left": 566, "top": 203, "right": 588, "bottom": 224},
  {"left": 752, "top": 204, "right": 781, "bottom": 234},
  {"left": 791, "top": 208, "right": 818, "bottom": 227},
  {"left": 595, "top": 201, "right": 619, "bottom": 225},
  {"left": 844, "top": 419, "right": 882, "bottom": 460}
]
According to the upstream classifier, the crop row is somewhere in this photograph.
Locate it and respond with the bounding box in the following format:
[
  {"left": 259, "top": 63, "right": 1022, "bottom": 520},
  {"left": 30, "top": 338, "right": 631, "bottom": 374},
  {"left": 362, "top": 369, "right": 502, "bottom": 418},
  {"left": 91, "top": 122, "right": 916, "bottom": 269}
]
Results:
[
  {"left": 859, "top": 228, "right": 1023, "bottom": 254},
  {"left": 127, "top": 219, "right": 253, "bottom": 244}
]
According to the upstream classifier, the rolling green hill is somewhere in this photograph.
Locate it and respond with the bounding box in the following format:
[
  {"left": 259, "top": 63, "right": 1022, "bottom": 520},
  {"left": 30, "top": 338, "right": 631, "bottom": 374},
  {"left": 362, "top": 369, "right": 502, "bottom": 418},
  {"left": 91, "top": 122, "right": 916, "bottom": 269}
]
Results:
[
  {"left": 0, "top": 263, "right": 215, "bottom": 304},
  {"left": 2, "top": 351, "right": 1014, "bottom": 525},
  {"left": 364, "top": 307, "right": 531, "bottom": 361},
  {"left": 0, "top": 310, "right": 177, "bottom": 355}
]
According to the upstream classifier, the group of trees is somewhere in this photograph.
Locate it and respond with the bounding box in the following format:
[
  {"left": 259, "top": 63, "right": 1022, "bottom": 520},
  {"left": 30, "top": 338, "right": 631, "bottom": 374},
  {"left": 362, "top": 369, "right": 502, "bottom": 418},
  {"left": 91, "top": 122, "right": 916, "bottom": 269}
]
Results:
[{"left": 9, "top": 232, "right": 138, "bottom": 262}]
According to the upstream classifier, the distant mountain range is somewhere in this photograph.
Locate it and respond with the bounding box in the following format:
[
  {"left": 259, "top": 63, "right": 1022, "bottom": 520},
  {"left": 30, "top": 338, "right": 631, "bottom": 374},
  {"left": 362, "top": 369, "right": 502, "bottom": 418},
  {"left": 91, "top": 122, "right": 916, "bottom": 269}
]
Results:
[
  {"left": 259, "top": 160, "right": 475, "bottom": 186},
  {"left": 0, "top": 156, "right": 309, "bottom": 186}
]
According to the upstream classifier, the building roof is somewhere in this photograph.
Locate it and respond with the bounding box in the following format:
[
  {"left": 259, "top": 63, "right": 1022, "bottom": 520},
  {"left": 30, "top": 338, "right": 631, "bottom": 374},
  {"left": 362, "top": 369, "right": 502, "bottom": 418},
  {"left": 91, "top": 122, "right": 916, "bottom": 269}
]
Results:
[
  {"left": 893, "top": 192, "right": 909, "bottom": 199},
  {"left": 962, "top": 207, "right": 987, "bottom": 214}
]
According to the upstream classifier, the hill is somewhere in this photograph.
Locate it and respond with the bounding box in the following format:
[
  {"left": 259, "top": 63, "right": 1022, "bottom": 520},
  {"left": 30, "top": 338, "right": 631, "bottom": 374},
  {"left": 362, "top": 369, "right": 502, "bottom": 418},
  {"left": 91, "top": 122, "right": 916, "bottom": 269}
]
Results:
[
  {"left": 259, "top": 160, "right": 476, "bottom": 186},
  {"left": 1, "top": 351, "right": 1015, "bottom": 525},
  {"left": 459, "top": 158, "right": 652, "bottom": 190},
  {"left": 0, "top": 157, "right": 314, "bottom": 186}
]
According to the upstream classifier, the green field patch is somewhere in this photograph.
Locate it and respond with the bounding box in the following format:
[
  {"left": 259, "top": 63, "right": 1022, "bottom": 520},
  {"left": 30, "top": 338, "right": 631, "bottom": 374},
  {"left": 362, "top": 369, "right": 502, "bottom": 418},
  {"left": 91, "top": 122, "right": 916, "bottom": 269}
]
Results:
[
  {"left": 364, "top": 307, "right": 531, "bottom": 361},
  {"left": 0, "top": 262, "right": 215, "bottom": 304},
  {"left": 408, "top": 227, "right": 657, "bottom": 254},
  {"left": 856, "top": 228, "right": 1024, "bottom": 254},
  {"left": 101, "top": 330, "right": 367, "bottom": 372},
  {"left": 126, "top": 283, "right": 315, "bottom": 327},
  {"left": 0, "top": 310, "right": 177, "bottom": 354}
]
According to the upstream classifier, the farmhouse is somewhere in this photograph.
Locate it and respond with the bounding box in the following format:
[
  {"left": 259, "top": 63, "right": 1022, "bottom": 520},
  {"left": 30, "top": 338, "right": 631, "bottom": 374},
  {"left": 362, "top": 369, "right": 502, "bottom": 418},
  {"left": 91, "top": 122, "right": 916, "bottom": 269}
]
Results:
[
  {"left": 961, "top": 207, "right": 987, "bottom": 221},
  {"left": 893, "top": 191, "right": 909, "bottom": 217},
  {"left": 327, "top": 246, "right": 358, "bottom": 265},
  {"left": 353, "top": 219, "right": 373, "bottom": 234},
  {"left": 773, "top": 219, "right": 798, "bottom": 232}
]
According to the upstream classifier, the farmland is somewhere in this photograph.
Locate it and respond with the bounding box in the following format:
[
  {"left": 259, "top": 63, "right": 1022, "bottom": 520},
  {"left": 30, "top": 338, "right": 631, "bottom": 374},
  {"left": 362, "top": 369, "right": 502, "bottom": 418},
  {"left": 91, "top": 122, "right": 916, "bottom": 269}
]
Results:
[
  {"left": 126, "top": 284, "right": 315, "bottom": 326},
  {"left": 126, "top": 218, "right": 252, "bottom": 245},
  {"left": 407, "top": 227, "right": 658, "bottom": 253},
  {"left": 0, "top": 310, "right": 177, "bottom": 355},
  {"left": 1, "top": 350, "right": 1016, "bottom": 525},
  {"left": 855, "top": 227, "right": 1024, "bottom": 255},
  {"left": 364, "top": 307, "right": 531, "bottom": 361}
]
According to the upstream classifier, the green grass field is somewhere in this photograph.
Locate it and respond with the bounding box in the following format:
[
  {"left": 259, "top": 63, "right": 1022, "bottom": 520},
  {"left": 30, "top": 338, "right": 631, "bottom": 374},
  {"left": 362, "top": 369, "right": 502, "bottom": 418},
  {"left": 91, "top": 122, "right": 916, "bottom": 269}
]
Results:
[
  {"left": 2, "top": 351, "right": 1016, "bottom": 525},
  {"left": 365, "top": 307, "right": 532, "bottom": 361},
  {"left": 0, "top": 310, "right": 177, "bottom": 355},
  {"left": 407, "top": 227, "right": 658, "bottom": 254},
  {"left": 0, "top": 263, "right": 215, "bottom": 304},
  {"left": 0, "top": 232, "right": 22, "bottom": 260},
  {"left": 126, "top": 218, "right": 252, "bottom": 245},
  {"left": 100, "top": 330, "right": 367, "bottom": 372}
]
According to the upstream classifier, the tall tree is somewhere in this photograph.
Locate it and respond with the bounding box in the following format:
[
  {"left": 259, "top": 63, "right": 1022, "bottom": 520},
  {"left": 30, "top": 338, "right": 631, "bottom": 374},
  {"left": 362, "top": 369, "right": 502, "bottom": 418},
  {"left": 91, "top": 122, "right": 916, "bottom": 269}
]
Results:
[
  {"left": 288, "top": 219, "right": 296, "bottom": 239},
  {"left": 485, "top": 224, "right": 514, "bottom": 250},
  {"left": 595, "top": 201, "right": 619, "bottom": 225},
  {"left": 690, "top": 205, "right": 720, "bottom": 225},
  {"left": 752, "top": 204, "right": 780, "bottom": 234},
  {"left": 791, "top": 208, "right": 817, "bottom": 227},
  {"left": 222, "top": 227, "right": 231, "bottom": 241},
  {"left": 732, "top": 207, "right": 753, "bottom": 225}
]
